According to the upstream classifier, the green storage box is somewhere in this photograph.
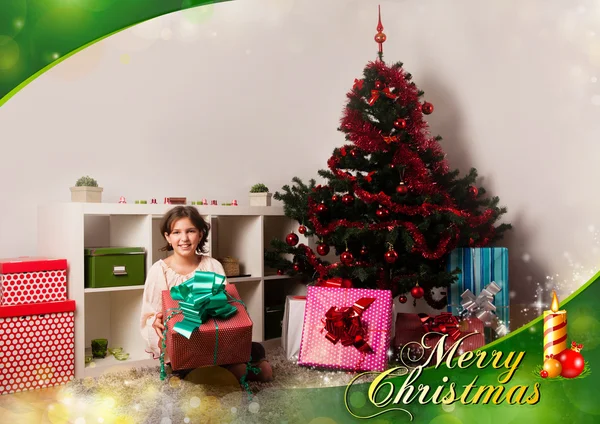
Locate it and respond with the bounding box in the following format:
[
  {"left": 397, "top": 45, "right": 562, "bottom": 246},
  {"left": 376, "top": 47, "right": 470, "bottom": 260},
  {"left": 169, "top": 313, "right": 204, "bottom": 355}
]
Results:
[{"left": 84, "top": 247, "right": 146, "bottom": 288}]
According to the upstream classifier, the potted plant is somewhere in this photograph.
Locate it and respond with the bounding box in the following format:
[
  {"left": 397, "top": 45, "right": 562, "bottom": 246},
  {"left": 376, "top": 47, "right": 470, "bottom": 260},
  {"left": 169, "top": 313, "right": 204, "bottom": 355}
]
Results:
[
  {"left": 70, "top": 176, "right": 103, "bottom": 203},
  {"left": 249, "top": 183, "right": 272, "bottom": 206}
]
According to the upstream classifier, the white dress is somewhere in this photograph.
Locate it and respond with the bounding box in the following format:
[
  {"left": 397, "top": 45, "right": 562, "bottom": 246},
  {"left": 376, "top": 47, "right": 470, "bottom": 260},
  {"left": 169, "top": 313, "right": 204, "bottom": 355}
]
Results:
[{"left": 139, "top": 256, "right": 228, "bottom": 359}]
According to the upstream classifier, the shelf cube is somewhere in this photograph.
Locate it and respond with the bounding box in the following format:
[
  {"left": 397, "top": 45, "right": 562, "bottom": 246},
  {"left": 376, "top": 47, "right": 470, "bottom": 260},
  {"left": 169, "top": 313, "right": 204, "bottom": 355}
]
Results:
[
  {"left": 0, "top": 300, "right": 76, "bottom": 395},
  {"left": 0, "top": 257, "right": 68, "bottom": 306}
]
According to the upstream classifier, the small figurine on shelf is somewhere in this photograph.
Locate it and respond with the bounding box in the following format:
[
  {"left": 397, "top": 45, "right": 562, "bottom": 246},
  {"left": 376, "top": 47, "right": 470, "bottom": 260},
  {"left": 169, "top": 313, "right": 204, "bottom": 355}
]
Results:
[
  {"left": 232, "top": 200, "right": 238, "bottom": 206},
  {"left": 211, "top": 200, "right": 218, "bottom": 205},
  {"left": 70, "top": 176, "right": 103, "bottom": 203},
  {"left": 151, "top": 198, "right": 157, "bottom": 204},
  {"left": 249, "top": 183, "right": 272, "bottom": 206},
  {"left": 202, "top": 199, "right": 208, "bottom": 205},
  {"left": 118, "top": 196, "right": 127, "bottom": 204},
  {"left": 164, "top": 198, "right": 171, "bottom": 204}
]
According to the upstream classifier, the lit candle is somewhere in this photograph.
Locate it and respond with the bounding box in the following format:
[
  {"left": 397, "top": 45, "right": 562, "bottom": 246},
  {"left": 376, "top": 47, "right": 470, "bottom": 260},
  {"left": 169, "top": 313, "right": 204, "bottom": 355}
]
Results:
[{"left": 543, "top": 291, "right": 568, "bottom": 360}]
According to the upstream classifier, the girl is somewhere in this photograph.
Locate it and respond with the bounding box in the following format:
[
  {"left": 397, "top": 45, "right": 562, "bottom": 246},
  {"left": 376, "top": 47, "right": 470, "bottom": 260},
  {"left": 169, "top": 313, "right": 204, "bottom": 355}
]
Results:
[{"left": 140, "top": 205, "right": 273, "bottom": 382}]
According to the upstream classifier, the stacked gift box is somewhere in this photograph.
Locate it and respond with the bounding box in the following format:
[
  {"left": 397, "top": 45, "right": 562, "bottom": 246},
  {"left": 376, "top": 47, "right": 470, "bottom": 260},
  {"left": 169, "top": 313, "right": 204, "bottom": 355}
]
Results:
[{"left": 0, "top": 257, "right": 75, "bottom": 395}]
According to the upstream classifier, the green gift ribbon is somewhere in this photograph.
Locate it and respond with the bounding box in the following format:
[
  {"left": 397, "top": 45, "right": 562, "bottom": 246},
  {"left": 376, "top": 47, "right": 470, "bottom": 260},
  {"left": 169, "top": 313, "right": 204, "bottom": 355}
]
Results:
[
  {"left": 169, "top": 271, "right": 237, "bottom": 339},
  {"left": 159, "top": 271, "right": 246, "bottom": 381}
]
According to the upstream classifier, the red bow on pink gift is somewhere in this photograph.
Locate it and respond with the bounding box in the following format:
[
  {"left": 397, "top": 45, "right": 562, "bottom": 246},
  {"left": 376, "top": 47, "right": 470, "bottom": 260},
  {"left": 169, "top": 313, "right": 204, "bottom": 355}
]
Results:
[
  {"left": 322, "top": 297, "right": 375, "bottom": 353},
  {"left": 418, "top": 312, "right": 461, "bottom": 341}
]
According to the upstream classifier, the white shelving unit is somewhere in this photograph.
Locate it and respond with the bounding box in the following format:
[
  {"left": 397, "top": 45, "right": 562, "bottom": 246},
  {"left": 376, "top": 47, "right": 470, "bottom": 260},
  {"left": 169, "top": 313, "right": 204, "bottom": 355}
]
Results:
[{"left": 37, "top": 203, "right": 308, "bottom": 378}]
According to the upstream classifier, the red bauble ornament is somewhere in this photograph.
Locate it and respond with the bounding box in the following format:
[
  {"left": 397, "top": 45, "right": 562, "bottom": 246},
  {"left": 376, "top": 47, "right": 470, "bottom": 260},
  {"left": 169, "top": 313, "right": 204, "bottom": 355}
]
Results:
[
  {"left": 422, "top": 102, "right": 434, "bottom": 115},
  {"left": 286, "top": 232, "right": 299, "bottom": 246},
  {"left": 556, "top": 342, "right": 585, "bottom": 378},
  {"left": 298, "top": 225, "right": 307, "bottom": 234},
  {"left": 384, "top": 249, "right": 398, "bottom": 264},
  {"left": 331, "top": 194, "right": 340, "bottom": 202},
  {"left": 316, "top": 244, "right": 330, "bottom": 256},
  {"left": 396, "top": 182, "right": 408, "bottom": 195},
  {"left": 542, "top": 355, "right": 563, "bottom": 378},
  {"left": 376, "top": 207, "right": 389, "bottom": 219},
  {"left": 350, "top": 149, "right": 358, "bottom": 158},
  {"left": 411, "top": 284, "right": 425, "bottom": 299},
  {"left": 342, "top": 278, "right": 353, "bottom": 288},
  {"left": 468, "top": 186, "right": 479, "bottom": 197},
  {"left": 399, "top": 295, "right": 408, "bottom": 304},
  {"left": 342, "top": 194, "right": 354, "bottom": 205},
  {"left": 340, "top": 251, "right": 354, "bottom": 266},
  {"left": 317, "top": 202, "right": 328, "bottom": 214},
  {"left": 293, "top": 263, "right": 301, "bottom": 272},
  {"left": 393, "top": 118, "right": 407, "bottom": 129},
  {"left": 539, "top": 370, "right": 548, "bottom": 378},
  {"left": 374, "top": 80, "right": 384, "bottom": 90},
  {"left": 277, "top": 269, "right": 284, "bottom": 276},
  {"left": 360, "top": 246, "right": 368, "bottom": 256}
]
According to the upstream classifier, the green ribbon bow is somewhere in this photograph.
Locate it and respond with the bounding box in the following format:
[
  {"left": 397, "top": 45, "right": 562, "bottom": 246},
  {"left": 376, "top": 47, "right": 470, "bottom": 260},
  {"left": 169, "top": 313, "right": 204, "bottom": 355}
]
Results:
[{"left": 169, "top": 271, "right": 238, "bottom": 339}]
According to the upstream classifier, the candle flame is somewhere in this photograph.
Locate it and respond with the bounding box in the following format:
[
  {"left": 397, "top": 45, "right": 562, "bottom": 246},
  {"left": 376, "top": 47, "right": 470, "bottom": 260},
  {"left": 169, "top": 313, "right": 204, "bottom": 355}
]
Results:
[{"left": 550, "top": 291, "right": 560, "bottom": 312}]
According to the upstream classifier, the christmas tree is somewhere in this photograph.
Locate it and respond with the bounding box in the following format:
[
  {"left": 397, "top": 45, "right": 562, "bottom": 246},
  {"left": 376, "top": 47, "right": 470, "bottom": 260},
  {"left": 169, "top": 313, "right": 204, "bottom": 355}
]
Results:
[{"left": 265, "top": 7, "right": 511, "bottom": 309}]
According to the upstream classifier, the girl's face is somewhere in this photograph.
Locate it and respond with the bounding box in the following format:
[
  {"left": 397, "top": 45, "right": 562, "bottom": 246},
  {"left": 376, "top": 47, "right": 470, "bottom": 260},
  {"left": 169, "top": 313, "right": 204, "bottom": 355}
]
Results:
[{"left": 165, "top": 217, "right": 202, "bottom": 258}]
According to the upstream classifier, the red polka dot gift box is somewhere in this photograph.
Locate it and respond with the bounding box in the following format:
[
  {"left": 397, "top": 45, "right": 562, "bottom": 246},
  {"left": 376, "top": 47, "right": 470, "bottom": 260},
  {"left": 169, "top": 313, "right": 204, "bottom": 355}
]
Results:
[
  {"left": 161, "top": 282, "right": 253, "bottom": 371},
  {"left": 298, "top": 286, "right": 393, "bottom": 372},
  {"left": 0, "top": 299, "right": 76, "bottom": 395},
  {"left": 0, "top": 257, "right": 68, "bottom": 306}
]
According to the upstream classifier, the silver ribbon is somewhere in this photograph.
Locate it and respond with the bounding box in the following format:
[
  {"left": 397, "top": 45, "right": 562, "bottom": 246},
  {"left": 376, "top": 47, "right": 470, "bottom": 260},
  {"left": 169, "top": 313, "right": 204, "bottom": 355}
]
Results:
[{"left": 460, "top": 281, "right": 508, "bottom": 337}]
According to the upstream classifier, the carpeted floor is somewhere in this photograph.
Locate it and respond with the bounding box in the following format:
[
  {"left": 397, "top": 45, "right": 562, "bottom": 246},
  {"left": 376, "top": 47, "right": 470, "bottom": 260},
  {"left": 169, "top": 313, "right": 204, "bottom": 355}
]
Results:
[{"left": 58, "top": 340, "right": 374, "bottom": 423}]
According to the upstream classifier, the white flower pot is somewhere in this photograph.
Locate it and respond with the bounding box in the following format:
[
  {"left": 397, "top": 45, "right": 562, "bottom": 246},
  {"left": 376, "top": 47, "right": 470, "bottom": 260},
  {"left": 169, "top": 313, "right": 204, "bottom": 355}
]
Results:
[
  {"left": 249, "top": 192, "right": 272, "bottom": 207},
  {"left": 70, "top": 186, "right": 103, "bottom": 203}
]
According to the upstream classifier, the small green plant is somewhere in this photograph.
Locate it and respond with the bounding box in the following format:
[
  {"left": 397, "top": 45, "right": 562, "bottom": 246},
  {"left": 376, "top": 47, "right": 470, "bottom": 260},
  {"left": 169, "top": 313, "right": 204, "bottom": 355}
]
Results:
[
  {"left": 75, "top": 176, "right": 98, "bottom": 187},
  {"left": 250, "top": 183, "right": 269, "bottom": 193}
]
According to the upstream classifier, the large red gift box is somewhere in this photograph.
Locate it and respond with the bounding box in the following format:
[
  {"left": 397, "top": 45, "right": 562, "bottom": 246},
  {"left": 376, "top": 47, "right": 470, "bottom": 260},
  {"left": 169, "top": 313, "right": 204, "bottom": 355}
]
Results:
[
  {"left": 394, "top": 313, "right": 485, "bottom": 366},
  {"left": 161, "top": 284, "right": 253, "bottom": 370},
  {"left": 0, "top": 257, "right": 67, "bottom": 306},
  {"left": 0, "top": 300, "right": 76, "bottom": 395}
]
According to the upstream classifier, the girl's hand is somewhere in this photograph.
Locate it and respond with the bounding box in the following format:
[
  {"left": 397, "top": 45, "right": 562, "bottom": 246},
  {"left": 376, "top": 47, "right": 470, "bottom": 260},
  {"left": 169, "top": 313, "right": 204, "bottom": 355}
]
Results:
[{"left": 153, "top": 312, "right": 165, "bottom": 339}]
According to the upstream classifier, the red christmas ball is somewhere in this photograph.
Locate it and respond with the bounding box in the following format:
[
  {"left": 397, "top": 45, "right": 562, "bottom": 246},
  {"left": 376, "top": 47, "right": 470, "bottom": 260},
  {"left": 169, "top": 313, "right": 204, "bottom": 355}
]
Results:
[
  {"left": 360, "top": 246, "right": 368, "bottom": 256},
  {"left": 540, "top": 370, "right": 549, "bottom": 378},
  {"left": 556, "top": 347, "right": 585, "bottom": 378},
  {"left": 316, "top": 244, "right": 330, "bottom": 256},
  {"left": 317, "top": 203, "right": 328, "bottom": 214},
  {"left": 293, "top": 263, "right": 301, "bottom": 272},
  {"left": 398, "top": 295, "right": 408, "bottom": 304},
  {"left": 350, "top": 149, "right": 358, "bottom": 158},
  {"left": 376, "top": 208, "right": 389, "bottom": 219},
  {"left": 340, "top": 251, "right": 354, "bottom": 266},
  {"left": 411, "top": 285, "right": 425, "bottom": 299},
  {"left": 396, "top": 182, "right": 408, "bottom": 195},
  {"left": 298, "top": 225, "right": 307, "bottom": 234},
  {"left": 393, "top": 119, "right": 407, "bottom": 129},
  {"left": 374, "top": 80, "right": 384, "bottom": 90},
  {"left": 286, "top": 233, "right": 299, "bottom": 246},
  {"left": 342, "top": 278, "right": 353, "bottom": 288},
  {"left": 468, "top": 186, "right": 479, "bottom": 197},
  {"left": 422, "top": 102, "right": 434, "bottom": 115},
  {"left": 342, "top": 194, "right": 354, "bottom": 205},
  {"left": 277, "top": 269, "right": 284, "bottom": 276},
  {"left": 331, "top": 194, "right": 340, "bottom": 202},
  {"left": 384, "top": 249, "right": 398, "bottom": 264}
]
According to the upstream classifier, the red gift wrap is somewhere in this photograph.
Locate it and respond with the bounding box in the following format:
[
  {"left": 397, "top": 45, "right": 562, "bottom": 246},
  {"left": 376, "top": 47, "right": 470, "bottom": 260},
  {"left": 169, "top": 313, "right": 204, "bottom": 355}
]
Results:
[
  {"left": 0, "top": 257, "right": 68, "bottom": 306},
  {"left": 394, "top": 313, "right": 485, "bottom": 365},
  {"left": 161, "top": 284, "right": 252, "bottom": 370},
  {"left": 0, "top": 300, "right": 76, "bottom": 394}
]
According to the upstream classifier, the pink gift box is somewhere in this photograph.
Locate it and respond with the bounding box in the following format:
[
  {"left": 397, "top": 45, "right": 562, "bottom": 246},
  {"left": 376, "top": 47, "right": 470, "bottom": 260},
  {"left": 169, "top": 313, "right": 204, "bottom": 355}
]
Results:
[{"left": 298, "top": 286, "right": 392, "bottom": 372}]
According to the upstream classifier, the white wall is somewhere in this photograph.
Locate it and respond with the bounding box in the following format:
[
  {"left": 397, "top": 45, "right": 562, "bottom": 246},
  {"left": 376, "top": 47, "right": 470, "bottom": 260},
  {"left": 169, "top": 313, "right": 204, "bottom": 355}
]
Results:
[{"left": 2, "top": 0, "right": 600, "bottom": 328}]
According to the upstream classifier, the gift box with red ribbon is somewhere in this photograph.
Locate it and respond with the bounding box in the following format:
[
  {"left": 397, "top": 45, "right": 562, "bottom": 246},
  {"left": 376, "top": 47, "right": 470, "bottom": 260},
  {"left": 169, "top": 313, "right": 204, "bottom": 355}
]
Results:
[
  {"left": 393, "top": 312, "right": 485, "bottom": 366},
  {"left": 298, "top": 286, "right": 393, "bottom": 372}
]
